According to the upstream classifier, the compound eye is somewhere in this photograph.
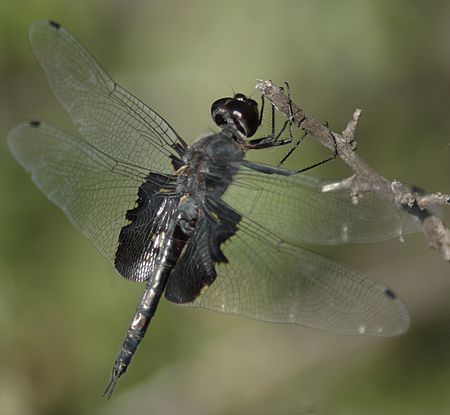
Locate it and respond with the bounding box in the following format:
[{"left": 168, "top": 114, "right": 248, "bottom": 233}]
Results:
[
  {"left": 211, "top": 94, "right": 260, "bottom": 138},
  {"left": 232, "top": 114, "right": 249, "bottom": 137},
  {"left": 211, "top": 97, "right": 232, "bottom": 128},
  {"left": 232, "top": 96, "right": 259, "bottom": 137}
]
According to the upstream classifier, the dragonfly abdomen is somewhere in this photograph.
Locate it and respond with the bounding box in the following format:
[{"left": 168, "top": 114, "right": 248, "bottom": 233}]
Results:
[{"left": 104, "top": 218, "right": 191, "bottom": 398}]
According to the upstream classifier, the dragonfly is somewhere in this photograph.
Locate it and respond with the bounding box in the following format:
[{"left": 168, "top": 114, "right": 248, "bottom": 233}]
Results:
[{"left": 8, "top": 20, "right": 418, "bottom": 398}]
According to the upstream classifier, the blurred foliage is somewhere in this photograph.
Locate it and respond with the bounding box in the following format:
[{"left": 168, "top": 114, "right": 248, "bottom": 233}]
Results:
[{"left": 0, "top": 0, "right": 449, "bottom": 414}]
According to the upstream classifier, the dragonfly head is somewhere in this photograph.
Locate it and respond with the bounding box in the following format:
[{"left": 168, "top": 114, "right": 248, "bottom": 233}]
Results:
[{"left": 211, "top": 93, "right": 259, "bottom": 139}]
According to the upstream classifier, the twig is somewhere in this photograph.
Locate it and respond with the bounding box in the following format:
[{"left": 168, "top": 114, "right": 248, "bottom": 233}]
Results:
[{"left": 255, "top": 79, "right": 450, "bottom": 261}]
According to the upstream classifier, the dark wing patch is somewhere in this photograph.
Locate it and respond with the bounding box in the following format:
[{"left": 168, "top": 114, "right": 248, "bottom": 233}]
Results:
[
  {"left": 115, "top": 174, "right": 178, "bottom": 282},
  {"left": 165, "top": 199, "right": 241, "bottom": 303}
]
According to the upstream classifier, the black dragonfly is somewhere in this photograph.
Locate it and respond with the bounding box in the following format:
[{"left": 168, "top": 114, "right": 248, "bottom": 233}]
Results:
[{"left": 8, "top": 20, "right": 418, "bottom": 398}]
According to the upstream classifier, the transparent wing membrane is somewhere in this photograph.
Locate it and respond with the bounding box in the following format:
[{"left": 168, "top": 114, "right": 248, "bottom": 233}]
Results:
[
  {"left": 189, "top": 216, "right": 410, "bottom": 336},
  {"left": 223, "top": 166, "right": 419, "bottom": 246},
  {"left": 8, "top": 122, "right": 146, "bottom": 264},
  {"left": 28, "top": 20, "right": 185, "bottom": 176}
]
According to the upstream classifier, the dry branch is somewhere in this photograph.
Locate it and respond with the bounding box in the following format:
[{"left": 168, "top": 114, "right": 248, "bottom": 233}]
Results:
[{"left": 255, "top": 79, "right": 450, "bottom": 261}]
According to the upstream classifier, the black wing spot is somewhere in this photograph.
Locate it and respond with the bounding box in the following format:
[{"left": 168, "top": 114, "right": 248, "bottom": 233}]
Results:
[
  {"left": 29, "top": 120, "right": 41, "bottom": 127},
  {"left": 49, "top": 20, "right": 61, "bottom": 29},
  {"left": 384, "top": 288, "right": 397, "bottom": 300}
]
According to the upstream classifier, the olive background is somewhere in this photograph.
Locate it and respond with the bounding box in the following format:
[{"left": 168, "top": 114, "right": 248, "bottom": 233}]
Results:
[{"left": 0, "top": 1, "right": 449, "bottom": 414}]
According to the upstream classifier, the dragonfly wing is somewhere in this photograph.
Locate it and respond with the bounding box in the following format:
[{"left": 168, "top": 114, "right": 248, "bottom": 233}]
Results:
[
  {"left": 179, "top": 214, "right": 410, "bottom": 336},
  {"left": 28, "top": 20, "right": 186, "bottom": 175},
  {"left": 222, "top": 166, "right": 419, "bottom": 245},
  {"left": 8, "top": 121, "right": 170, "bottom": 280}
]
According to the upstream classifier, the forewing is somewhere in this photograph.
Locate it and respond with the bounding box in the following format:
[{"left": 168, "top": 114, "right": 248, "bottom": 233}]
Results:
[
  {"left": 8, "top": 121, "right": 150, "bottom": 267},
  {"left": 222, "top": 166, "right": 419, "bottom": 245},
  {"left": 188, "top": 216, "right": 410, "bottom": 336},
  {"left": 28, "top": 20, "right": 185, "bottom": 175}
]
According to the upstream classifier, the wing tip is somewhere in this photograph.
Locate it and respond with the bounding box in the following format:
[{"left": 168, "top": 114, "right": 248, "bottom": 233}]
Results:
[
  {"left": 374, "top": 297, "right": 411, "bottom": 338},
  {"left": 8, "top": 119, "right": 42, "bottom": 132},
  {"left": 370, "top": 286, "right": 411, "bottom": 337},
  {"left": 29, "top": 19, "right": 62, "bottom": 40},
  {"left": 30, "top": 19, "right": 61, "bottom": 28},
  {"left": 7, "top": 120, "right": 44, "bottom": 156},
  {"left": 393, "top": 300, "right": 411, "bottom": 335}
]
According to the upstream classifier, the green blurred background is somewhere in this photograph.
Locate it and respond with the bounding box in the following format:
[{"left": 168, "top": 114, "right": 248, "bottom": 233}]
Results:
[{"left": 1, "top": 1, "right": 449, "bottom": 414}]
